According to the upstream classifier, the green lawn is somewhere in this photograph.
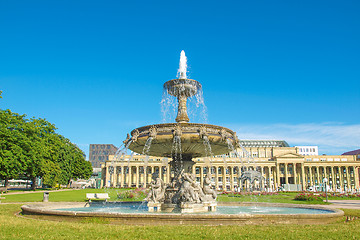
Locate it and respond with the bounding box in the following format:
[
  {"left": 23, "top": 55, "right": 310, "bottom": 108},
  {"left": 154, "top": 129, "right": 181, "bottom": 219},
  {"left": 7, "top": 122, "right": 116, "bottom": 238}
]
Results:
[
  {"left": 2, "top": 190, "right": 357, "bottom": 204},
  {"left": 1, "top": 190, "right": 360, "bottom": 239},
  {"left": 1, "top": 188, "right": 139, "bottom": 202},
  {"left": 0, "top": 204, "right": 359, "bottom": 239}
]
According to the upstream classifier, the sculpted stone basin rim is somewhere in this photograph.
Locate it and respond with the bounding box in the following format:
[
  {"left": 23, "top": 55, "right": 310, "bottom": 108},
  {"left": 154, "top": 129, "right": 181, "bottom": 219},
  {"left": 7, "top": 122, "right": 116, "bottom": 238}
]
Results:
[{"left": 127, "top": 123, "right": 238, "bottom": 158}]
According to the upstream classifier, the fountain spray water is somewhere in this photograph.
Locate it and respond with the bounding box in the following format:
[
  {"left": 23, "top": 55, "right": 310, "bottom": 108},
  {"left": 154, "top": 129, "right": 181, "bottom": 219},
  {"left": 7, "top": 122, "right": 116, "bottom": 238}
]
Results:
[{"left": 177, "top": 50, "right": 187, "bottom": 79}]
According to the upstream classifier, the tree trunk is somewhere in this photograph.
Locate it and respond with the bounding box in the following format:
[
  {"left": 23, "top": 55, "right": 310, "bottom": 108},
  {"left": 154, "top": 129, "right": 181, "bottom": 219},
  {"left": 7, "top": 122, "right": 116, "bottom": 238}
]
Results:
[
  {"left": 31, "top": 176, "right": 37, "bottom": 190},
  {"left": 67, "top": 179, "right": 72, "bottom": 188},
  {"left": 4, "top": 178, "right": 9, "bottom": 187}
]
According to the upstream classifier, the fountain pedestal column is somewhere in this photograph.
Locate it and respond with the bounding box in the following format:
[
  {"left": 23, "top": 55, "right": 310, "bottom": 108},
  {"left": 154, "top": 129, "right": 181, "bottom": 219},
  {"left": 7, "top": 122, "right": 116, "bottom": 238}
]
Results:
[
  {"left": 175, "top": 95, "right": 189, "bottom": 123},
  {"left": 170, "top": 156, "right": 195, "bottom": 176}
]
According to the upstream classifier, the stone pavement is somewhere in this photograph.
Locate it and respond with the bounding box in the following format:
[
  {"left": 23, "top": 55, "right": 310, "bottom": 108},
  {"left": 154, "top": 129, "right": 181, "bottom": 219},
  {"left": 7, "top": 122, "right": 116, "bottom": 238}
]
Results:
[
  {"left": 327, "top": 200, "right": 360, "bottom": 209},
  {"left": 2, "top": 188, "right": 75, "bottom": 195}
]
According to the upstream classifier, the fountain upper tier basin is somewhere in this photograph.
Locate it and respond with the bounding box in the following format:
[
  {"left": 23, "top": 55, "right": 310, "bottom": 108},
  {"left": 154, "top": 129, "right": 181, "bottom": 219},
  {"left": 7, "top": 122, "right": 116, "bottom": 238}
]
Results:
[
  {"left": 128, "top": 123, "right": 237, "bottom": 158},
  {"left": 164, "top": 79, "right": 201, "bottom": 98}
]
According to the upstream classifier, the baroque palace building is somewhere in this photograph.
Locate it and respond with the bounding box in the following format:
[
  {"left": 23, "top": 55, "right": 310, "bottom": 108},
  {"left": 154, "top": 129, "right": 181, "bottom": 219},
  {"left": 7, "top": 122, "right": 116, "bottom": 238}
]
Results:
[{"left": 101, "top": 140, "right": 360, "bottom": 192}]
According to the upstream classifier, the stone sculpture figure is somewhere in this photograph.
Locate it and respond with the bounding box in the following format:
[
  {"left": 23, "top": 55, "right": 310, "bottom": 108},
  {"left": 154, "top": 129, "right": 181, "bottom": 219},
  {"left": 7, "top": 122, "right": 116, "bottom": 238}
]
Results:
[
  {"left": 123, "top": 133, "right": 131, "bottom": 146},
  {"left": 145, "top": 174, "right": 166, "bottom": 203},
  {"left": 131, "top": 129, "right": 140, "bottom": 142},
  {"left": 173, "top": 124, "right": 182, "bottom": 137},
  {"left": 149, "top": 126, "right": 157, "bottom": 138},
  {"left": 198, "top": 125, "right": 208, "bottom": 139},
  {"left": 202, "top": 173, "right": 217, "bottom": 201},
  {"left": 177, "top": 172, "right": 205, "bottom": 203},
  {"left": 189, "top": 173, "right": 206, "bottom": 202},
  {"left": 219, "top": 128, "right": 228, "bottom": 141},
  {"left": 178, "top": 172, "right": 197, "bottom": 203}
]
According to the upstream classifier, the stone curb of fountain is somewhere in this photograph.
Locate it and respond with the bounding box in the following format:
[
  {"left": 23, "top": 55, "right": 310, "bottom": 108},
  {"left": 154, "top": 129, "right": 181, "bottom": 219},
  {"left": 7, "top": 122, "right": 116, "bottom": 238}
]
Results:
[{"left": 19, "top": 201, "right": 344, "bottom": 226}]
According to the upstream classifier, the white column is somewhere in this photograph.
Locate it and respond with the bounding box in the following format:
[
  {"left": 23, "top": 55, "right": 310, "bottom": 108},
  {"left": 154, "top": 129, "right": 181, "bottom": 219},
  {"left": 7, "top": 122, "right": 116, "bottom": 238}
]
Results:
[{"left": 135, "top": 166, "right": 139, "bottom": 188}]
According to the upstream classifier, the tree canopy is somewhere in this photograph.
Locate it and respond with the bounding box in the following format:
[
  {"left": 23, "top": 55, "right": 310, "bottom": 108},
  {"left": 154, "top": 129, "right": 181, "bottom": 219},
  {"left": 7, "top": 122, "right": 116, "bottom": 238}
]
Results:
[{"left": 0, "top": 109, "right": 92, "bottom": 189}]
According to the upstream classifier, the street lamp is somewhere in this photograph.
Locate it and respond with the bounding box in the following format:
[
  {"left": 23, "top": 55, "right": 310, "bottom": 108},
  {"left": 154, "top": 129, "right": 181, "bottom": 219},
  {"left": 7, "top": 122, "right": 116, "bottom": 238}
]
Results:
[{"left": 323, "top": 177, "right": 328, "bottom": 203}]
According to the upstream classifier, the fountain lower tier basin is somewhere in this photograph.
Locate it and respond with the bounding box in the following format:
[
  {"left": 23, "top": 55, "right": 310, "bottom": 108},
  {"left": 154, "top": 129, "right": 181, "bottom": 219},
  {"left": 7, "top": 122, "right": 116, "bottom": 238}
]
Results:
[
  {"left": 128, "top": 123, "right": 237, "bottom": 158},
  {"left": 21, "top": 202, "right": 343, "bottom": 225}
]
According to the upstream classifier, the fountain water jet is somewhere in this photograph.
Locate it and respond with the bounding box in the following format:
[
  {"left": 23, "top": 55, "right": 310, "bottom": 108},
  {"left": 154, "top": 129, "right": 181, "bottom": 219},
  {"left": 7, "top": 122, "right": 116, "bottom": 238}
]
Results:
[{"left": 177, "top": 50, "right": 187, "bottom": 79}]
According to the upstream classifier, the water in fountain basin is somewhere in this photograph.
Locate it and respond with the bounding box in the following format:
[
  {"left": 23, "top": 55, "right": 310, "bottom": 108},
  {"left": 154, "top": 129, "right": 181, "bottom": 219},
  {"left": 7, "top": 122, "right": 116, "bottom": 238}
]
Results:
[{"left": 57, "top": 203, "right": 335, "bottom": 215}]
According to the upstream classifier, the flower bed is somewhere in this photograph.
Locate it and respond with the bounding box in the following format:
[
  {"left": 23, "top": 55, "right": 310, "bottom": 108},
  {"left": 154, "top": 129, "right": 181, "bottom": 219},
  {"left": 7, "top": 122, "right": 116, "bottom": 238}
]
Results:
[
  {"left": 325, "top": 192, "right": 360, "bottom": 199},
  {"left": 221, "top": 191, "right": 279, "bottom": 196},
  {"left": 117, "top": 188, "right": 148, "bottom": 200},
  {"left": 294, "top": 192, "right": 323, "bottom": 202}
]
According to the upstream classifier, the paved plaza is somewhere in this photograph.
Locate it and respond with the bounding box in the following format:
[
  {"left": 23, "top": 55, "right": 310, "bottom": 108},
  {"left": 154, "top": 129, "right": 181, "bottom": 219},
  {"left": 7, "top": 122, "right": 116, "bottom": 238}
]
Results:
[{"left": 327, "top": 200, "right": 360, "bottom": 209}]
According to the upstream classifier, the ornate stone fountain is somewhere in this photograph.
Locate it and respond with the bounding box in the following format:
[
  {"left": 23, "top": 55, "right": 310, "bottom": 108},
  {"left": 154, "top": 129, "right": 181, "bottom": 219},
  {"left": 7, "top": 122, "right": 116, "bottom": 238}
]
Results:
[
  {"left": 123, "top": 51, "right": 238, "bottom": 213},
  {"left": 20, "top": 51, "right": 343, "bottom": 224}
]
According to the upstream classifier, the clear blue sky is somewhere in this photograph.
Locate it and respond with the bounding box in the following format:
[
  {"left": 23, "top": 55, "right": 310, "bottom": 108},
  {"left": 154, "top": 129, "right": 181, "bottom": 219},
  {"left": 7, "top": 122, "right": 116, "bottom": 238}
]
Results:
[{"left": 1, "top": 0, "right": 359, "bottom": 157}]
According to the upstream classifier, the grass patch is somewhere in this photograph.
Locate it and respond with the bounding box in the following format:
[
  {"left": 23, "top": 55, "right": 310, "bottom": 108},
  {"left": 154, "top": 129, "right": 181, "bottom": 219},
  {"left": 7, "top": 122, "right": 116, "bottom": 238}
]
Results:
[
  {"left": 342, "top": 209, "right": 360, "bottom": 218},
  {"left": 80, "top": 217, "right": 111, "bottom": 224},
  {"left": 0, "top": 204, "right": 360, "bottom": 239},
  {"left": 1, "top": 188, "right": 136, "bottom": 202},
  {"left": 2, "top": 189, "right": 358, "bottom": 206}
]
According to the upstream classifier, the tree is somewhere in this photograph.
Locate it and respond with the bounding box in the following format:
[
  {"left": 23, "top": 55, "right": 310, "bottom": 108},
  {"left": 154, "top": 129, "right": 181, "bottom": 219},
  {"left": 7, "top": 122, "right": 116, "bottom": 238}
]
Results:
[
  {"left": 48, "top": 135, "right": 92, "bottom": 186},
  {"left": 0, "top": 110, "right": 28, "bottom": 186},
  {"left": 40, "top": 159, "right": 61, "bottom": 188},
  {"left": 0, "top": 109, "right": 93, "bottom": 189}
]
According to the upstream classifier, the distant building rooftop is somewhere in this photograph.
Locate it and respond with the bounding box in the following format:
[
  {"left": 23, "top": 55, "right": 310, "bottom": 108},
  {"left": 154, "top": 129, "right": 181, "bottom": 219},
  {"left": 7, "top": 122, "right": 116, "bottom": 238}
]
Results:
[
  {"left": 342, "top": 149, "right": 360, "bottom": 155},
  {"left": 239, "top": 140, "right": 289, "bottom": 148},
  {"left": 295, "top": 146, "right": 319, "bottom": 156}
]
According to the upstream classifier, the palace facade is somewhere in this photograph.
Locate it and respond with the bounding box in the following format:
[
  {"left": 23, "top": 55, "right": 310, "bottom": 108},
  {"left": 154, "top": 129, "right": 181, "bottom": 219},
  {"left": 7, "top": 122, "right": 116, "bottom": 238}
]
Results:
[{"left": 101, "top": 140, "right": 360, "bottom": 192}]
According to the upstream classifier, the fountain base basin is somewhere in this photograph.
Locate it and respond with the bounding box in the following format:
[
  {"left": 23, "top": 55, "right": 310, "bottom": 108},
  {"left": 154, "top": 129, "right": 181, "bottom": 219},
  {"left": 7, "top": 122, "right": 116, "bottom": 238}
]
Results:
[{"left": 21, "top": 202, "right": 343, "bottom": 225}]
